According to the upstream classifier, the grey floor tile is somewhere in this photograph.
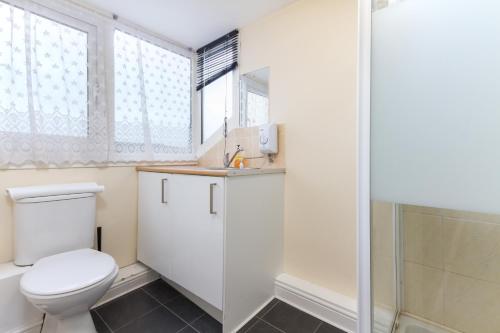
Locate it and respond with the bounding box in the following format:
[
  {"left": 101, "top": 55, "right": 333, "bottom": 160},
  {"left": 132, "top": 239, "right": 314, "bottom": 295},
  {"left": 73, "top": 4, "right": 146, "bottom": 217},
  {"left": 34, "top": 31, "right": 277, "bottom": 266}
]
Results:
[
  {"left": 256, "top": 299, "right": 280, "bottom": 319},
  {"left": 315, "top": 322, "right": 346, "bottom": 333},
  {"left": 246, "top": 319, "right": 283, "bottom": 333},
  {"left": 115, "top": 307, "right": 187, "bottom": 333},
  {"left": 191, "top": 314, "right": 222, "bottom": 333},
  {"left": 237, "top": 317, "right": 260, "bottom": 333},
  {"left": 262, "top": 301, "right": 321, "bottom": 333},
  {"left": 142, "top": 279, "right": 181, "bottom": 304},
  {"left": 165, "top": 295, "right": 205, "bottom": 323},
  {"left": 96, "top": 289, "right": 159, "bottom": 330},
  {"left": 91, "top": 310, "right": 111, "bottom": 333},
  {"left": 179, "top": 326, "right": 198, "bottom": 333}
]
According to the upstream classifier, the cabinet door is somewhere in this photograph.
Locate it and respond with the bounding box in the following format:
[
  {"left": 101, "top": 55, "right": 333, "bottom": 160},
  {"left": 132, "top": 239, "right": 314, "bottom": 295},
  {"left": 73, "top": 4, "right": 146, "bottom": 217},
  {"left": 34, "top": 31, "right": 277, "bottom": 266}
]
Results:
[
  {"left": 137, "top": 172, "right": 174, "bottom": 279},
  {"left": 169, "top": 175, "right": 224, "bottom": 310}
]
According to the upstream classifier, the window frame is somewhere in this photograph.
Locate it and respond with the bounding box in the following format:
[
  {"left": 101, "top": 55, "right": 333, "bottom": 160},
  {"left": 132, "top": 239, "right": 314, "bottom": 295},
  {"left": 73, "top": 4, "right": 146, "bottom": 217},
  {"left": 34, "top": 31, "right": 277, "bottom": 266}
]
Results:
[
  {"left": 198, "top": 68, "right": 239, "bottom": 149},
  {"left": 0, "top": 0, "right": 198, "bottom": 166},
  {"left": 108, "top": 22, "right": 196, "bottom": 161},
  {"left": 0, "top": 0, "right": 99, "bottom": 142}
]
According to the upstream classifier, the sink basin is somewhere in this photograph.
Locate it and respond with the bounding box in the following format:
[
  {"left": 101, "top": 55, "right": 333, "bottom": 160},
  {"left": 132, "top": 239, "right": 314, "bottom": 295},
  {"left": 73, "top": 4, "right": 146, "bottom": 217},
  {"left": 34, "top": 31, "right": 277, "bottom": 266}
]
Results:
[{"left": 204, "top": 167, "right": 258, "bottom": 171}]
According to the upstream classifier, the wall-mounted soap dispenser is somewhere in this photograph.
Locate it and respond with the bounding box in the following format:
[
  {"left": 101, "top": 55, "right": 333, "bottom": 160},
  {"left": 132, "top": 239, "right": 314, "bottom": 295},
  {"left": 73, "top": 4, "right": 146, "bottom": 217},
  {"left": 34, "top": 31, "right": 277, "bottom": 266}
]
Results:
[{"left": 259, "top": 123, "right": 278, "bottom": 155}]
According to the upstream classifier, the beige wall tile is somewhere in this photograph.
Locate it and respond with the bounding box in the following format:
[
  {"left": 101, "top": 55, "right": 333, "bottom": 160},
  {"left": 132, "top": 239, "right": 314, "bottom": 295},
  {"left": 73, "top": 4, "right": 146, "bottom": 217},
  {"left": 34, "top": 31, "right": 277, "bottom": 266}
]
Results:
[
  {"left": 444, "top": 272, "right": 500, "bottom": 333},
  {"left": 404, "top": 262, "right": 445, "bottom": 324},
  {"left": 198, "top": 125, "right": 285, "bottom": 169},
  {"left": 404, "top": 212, "right": 443, "bottom": 269},
  {"left": 372, "top": 202, "right": 396, "bottom": 311},
  {"left": 403, "top": 204, "right": 500, "bottom": 225},
  {"left": 443, "top": 218, "right": 500, "bottom": 284},
  {"left": 371, "top": 201, "right": 394, "bottom": 258},
  {"left": 402, "top": 204, "right": 500, "bottom": 332},
  {"left": 373, "top": 254, "right": 396, "bottom": 310}
]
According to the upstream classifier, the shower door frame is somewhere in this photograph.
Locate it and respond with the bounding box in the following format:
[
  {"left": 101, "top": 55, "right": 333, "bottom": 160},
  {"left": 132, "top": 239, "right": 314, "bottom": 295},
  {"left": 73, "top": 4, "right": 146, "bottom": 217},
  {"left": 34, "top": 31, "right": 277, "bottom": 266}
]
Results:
[
  {"left": 357, "top": 0, "right": 408, "bottom": 330},
  {"left": 356, "top": 0, "right": 372, "bottom": 332}
]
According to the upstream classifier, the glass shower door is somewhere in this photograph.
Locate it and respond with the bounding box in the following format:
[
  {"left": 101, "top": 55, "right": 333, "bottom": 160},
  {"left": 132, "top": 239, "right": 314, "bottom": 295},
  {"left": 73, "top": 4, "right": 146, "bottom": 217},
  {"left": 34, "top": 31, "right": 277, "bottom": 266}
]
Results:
[
  {"left": 370, "top": 0, "right": 500, "bottom": 332},
  {"left": 371, "top": 201, "right": 399, "bottom": 333}
]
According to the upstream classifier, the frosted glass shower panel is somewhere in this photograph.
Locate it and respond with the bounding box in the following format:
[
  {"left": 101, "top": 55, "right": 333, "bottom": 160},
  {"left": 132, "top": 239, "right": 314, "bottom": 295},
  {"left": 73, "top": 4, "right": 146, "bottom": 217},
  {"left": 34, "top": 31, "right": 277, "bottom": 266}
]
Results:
[{"left": 371, "top": 0, "right": 500, "bottom": 213}]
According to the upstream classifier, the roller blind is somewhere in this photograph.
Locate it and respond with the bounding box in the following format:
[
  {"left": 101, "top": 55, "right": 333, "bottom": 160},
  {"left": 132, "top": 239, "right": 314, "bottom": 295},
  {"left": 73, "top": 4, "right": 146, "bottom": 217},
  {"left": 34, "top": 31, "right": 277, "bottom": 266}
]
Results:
[{"left": 196, "top": 29, "right": 238, "bottom": 91}]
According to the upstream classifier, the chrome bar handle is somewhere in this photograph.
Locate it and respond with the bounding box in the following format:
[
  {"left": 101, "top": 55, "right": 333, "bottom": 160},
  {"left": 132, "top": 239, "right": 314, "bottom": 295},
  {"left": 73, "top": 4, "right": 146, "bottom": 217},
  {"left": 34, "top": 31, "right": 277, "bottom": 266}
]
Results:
[
  {"left": 161, "top": 178, "right": 168, "bottom": 204},
  {"left": 210, "top": 183, "right": 217, "bottom": 214}
]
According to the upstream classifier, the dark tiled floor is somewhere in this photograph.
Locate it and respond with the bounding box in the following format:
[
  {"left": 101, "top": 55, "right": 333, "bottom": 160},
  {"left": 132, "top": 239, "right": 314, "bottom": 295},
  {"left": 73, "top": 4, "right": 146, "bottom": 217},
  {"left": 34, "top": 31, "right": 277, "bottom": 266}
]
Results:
[
  {"left": 92, "top": 279, "right": 345, "bottom": 333},
  {"left": 92, "top": 279, "right": 222, "bottom": 333},
  {"left": 238, "top": 299, "right": 346, "bottom": 333}
]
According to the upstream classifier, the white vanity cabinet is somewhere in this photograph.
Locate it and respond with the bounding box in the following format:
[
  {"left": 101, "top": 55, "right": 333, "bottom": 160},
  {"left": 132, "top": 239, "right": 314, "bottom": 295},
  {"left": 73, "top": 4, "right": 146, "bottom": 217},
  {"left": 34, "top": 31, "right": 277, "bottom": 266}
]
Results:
[
  {"left": 138, "top": 172, "right": 224, "bottom": 310},
  {"left": 137, "top": 172, "right": 175, "bottom": 279},
  {"left": 137, "top": 168, "right": 285, "bottom": 332}
]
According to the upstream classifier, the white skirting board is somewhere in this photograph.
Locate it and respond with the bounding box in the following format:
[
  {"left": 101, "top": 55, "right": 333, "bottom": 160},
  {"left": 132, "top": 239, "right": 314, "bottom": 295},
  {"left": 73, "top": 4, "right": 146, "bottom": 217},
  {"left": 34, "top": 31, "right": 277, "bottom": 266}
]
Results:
[
  {"left": 93, "top": 261, "right": 159, "bottom": 307},
  {"left": 275, "top": 274, "right": 358, "bottom": 333},
  {"left": 2, "top": 261, "right": 158, "bottom": 333},
  {"left": 274, "top": 274, "right": 396, "bottom": 333}
]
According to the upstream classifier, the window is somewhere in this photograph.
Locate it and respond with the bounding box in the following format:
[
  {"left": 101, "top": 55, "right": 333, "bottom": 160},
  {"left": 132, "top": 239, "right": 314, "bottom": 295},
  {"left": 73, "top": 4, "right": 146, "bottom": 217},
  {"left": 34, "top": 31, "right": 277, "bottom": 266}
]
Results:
[
  {"left": 0, "top": 3, "right": 91, "bottom": 137},
  {"left": 196, "top": 30, "right": 238, "bottom": 143},
  {"left": 0, "top": 1, "right": 108, "bottom": 166},
  {"left": 201, "top": 72, "right": 233, "bottom": 143},
  {"left": 0, "top": 0, "right": 195, "bottom": 167},
  {"left": 113, "top": 30, "right": 192, "bottom": 159}
]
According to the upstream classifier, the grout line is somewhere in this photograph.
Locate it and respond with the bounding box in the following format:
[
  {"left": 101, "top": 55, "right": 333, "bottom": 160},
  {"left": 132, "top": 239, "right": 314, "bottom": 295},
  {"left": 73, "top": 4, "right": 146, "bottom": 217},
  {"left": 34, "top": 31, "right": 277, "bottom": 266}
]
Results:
[
  {"left": 173, "top": 324, "right": 192, "bottom": 333},
  {"left": 141, "top": 285, "right": 183, "bottom": 304},
  {"left": 186, "top": 313, "right": 208, "bottom": 332},
  {"left": 142, "top": 287, "right": 204, "bottom": 332},
  {"left": 258, "top": 318, "right": 287, "bottom": 333},
  {"left": 312, "top": 321, "right": 323, "bottom": 333},
  {"left": 402, "top": 260, "right": 500, "bottom": 287},
  {"left": 95, "top": 288, "right": 146, "bottom": 311},
  {"left": 106, "top": 281, "right": 215, "bottom": 333},
  {"left": 256, "top": 299, "right": 280, "bottom": 319},
  {"left": 112, "top": 305, "right": 162, "bottom": 332},
  {"left": 187, "top": 324, "right": 202, "bottom": 333},
  {"left": 94, "top": 310, "right": 114, "bottom": 333},
  {"left": 187, "top": 314, "right": 206, "bottom": 333},
  {"left": 239, "top": 317, "right": 260, "bottom": 333}
]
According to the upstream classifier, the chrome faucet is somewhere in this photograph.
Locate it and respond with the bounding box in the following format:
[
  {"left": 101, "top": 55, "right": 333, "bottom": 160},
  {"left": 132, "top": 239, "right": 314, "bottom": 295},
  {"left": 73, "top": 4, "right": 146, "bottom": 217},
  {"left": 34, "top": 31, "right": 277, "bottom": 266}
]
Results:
[{"left": 224, "top": 145, "right": 244, "bottom": 168}]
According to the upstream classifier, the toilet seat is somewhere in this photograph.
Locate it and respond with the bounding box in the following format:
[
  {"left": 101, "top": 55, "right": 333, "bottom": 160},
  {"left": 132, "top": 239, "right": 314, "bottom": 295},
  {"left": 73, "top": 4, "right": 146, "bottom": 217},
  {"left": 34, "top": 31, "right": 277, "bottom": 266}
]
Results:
[{"left": 21, "top": 249, "right": 116, "bottom": 297}]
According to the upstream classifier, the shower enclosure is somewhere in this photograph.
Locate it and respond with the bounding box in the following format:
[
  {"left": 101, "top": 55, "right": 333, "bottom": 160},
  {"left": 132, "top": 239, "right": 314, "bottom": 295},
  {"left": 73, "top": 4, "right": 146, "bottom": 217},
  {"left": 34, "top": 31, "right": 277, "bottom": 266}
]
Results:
[
  {"left": 371, "top": 203, "right": 500, "bottom": 333},
  {"left": 364, "top": 0, "right": 500, "bottom": 332}
]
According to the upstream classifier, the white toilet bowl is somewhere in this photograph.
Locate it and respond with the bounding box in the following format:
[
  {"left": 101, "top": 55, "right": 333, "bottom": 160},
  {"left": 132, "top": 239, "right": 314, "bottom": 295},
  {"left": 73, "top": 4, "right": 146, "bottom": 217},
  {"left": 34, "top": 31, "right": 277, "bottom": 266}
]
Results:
[{"left": 20, "top": 249, "right": 118, "bottom": 333}]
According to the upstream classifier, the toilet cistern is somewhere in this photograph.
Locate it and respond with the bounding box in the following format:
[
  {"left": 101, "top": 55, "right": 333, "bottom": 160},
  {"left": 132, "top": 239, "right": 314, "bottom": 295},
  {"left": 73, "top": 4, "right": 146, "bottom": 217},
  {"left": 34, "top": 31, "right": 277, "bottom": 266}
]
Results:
[{"left": 7, "top": 182, "right": 117, "bottom": 333}]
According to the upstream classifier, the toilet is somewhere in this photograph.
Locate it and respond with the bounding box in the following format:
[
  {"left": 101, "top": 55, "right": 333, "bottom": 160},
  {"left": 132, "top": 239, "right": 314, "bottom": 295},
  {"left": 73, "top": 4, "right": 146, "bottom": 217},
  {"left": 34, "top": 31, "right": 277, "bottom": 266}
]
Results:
[{"left": 7, "top": 183, "right": 118, "bottom": 333}]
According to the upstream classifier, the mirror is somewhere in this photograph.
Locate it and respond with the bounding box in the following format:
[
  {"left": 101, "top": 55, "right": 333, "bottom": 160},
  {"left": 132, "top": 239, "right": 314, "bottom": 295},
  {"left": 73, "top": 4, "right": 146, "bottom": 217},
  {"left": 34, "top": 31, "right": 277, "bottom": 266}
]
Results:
[{"left": 240, "top": 67, "right": 269, "bottom": 127}]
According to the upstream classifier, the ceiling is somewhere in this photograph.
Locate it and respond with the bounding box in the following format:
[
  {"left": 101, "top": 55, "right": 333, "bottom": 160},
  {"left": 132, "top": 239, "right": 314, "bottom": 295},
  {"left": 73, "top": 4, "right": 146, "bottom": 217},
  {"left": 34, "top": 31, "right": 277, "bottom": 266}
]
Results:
[{"left": 74, "top": 0, "right": 298, "bottom": 49}]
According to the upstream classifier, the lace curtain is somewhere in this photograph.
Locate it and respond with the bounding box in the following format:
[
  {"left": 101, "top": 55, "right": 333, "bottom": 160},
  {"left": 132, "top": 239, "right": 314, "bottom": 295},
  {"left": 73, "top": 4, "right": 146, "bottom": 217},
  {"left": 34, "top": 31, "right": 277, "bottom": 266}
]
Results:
[
  {"left": 0, "top": 0, "right": 194, "bottom": 167},
  {"left": 0, "top": 0, "right": 108, "bottom": 167},
  {"left": 111, "top": 30, "right": 192, "bottom": 162}
]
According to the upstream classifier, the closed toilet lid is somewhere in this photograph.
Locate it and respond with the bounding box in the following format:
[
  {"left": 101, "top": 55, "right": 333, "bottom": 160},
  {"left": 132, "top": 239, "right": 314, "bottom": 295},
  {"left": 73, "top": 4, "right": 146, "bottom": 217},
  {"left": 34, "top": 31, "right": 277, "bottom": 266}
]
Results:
[{"left": 21, "top": 249, "right": 117, "bottom": 296}]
